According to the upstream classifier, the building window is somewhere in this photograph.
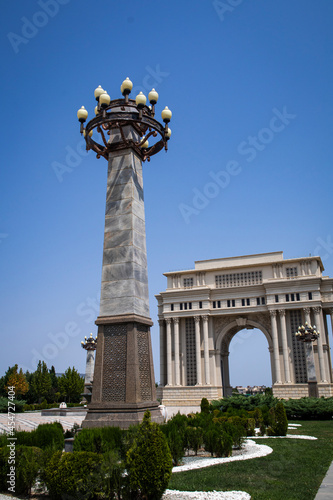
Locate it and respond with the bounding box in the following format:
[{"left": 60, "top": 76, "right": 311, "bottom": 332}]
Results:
[
  {"left": 213, "top": 301, "right": 216, "bottom": 309},
  {"left": 232, "top": 299, "right": 235, "bottom": 307},
  {"left": 275, "top": 295, "right": 279, "bottom": 303},
  {"left": 180, "top": 303, "right": 183, "bottom": 310},
  {"left": 308, "top": 292, "right": 313, "bottom": 300},
  {"left": 171, "top": 304, "right": 174, "bottom": 311},
  {"left": 286, "top": 267, "right": 298, "bottom": 278},
  {"left": 247, "top": 298, "right": 250, "bottom": 306},
  {"left": 227, "top": 300, "right": 231, "bottom": 308},
  {"left": 184, "top": 303, "right": 188, "bottom": 310},
  {"left": 296, "top": 293, "right": 300, "bottom": 301},
  {"left": 185, "top": 318, "right": 197, "bottom": 386},
  {"left": 291, "top": 293, "right": 295, "bottom": 301},
  {"left": 215, "top": 271, "right": 262, "bottom": 288},
  {"left": 183, "top": 277, "right": 193, "bottom": 288},
  {"left": 286, "top": 294, "right": 290, "bottom": 302},
  {"left": 242, "top": 299, "right": 245, "bottom": 306},
  {"left": 290, "top": 310, "right": 307, "bottom": 383},
  {"left": 261, "top": 297, "right": 265, "bottom": 305},
  {"left": 189, "top": 302, "right": 192, "bottom": 310},
  {"left": 256, "top": 297, "right": 260, "bottom": 306},
  {"left": 218, "top": 300, "right": 221, "bottom": 308},
  {"left": 199, "top": 301, "right": 203, "bottom": 309}
]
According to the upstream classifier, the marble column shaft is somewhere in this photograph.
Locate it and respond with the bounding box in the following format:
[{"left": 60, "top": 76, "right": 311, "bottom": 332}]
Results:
[
  {"left": 279, "top": 309, "right": 291, "bottom": 383},
  {"left": 270, "top": 310, "right": 281, "bottom": 383},
  {"left": 202, "top": 315, "right": 210, "bottom": 385},
  {"left": 173, "top": 317, "right": 180, "bottom": 385},
  {"left": 194, "top": 316, "right": 202, "bottom": 385}
]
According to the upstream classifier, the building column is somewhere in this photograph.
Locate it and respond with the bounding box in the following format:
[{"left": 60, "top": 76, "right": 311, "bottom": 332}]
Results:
[
  {"left": 202, "top": 315, "right": 210, "bottom": 385},
  {"left": 166, "top": 318, "right": 172, "bottom": 386},
  {"left": 194, "top": 316, "right": 202, "bottom": 385},
  {"left": 221, "top": 351, "right": 231, "bottom": 396},
  {"left": 303, "top": 307, "right": 311, "bottom": 324},
  {"left": 270, "top": 310, "right": 282, "bottom": 383},
  {"left": 329, "top": 308, "right": 333, "bottom": 336},
  {"left": 313, "top": 307, "right": 327, "bottom": 382},
  {"left": 215, "top": 349, "right": 222, "bottom": 387},
  {"left": 278, "top": 309, "right": 291, "bottom": 383},
  {"left": 173, "top": 317, "right": 180, "bottom": 386},
  {"left": 158, "top": 320, "right": 165, "bottom": 386}
]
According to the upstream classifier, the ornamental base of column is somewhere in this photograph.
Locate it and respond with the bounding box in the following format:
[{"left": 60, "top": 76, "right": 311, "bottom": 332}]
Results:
[
  {"left": 82, "top": 314, "right": 163, "bottom": 429},
  {"left": 157, "top": 385, "right": 222, "bottom": 417},
  {"left": 82, "top": 401, "right": 163, "bottom": 429},
  {"left": 273, "top": 383, "right": 333, "bottom": 399}
]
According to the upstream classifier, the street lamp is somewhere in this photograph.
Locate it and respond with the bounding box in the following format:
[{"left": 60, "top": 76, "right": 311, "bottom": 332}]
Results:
[
  {"left": 77, "top": 77, "right": 172, "bottom": 162},
  {"left": 81, "top": 333, "right": 98, "bottom": 403},
  {"left": 295, "top": 322, "right": 319, "bottom": 397},
  {"left": 76, "top": 77, "right": 172, "bottom": 428}
]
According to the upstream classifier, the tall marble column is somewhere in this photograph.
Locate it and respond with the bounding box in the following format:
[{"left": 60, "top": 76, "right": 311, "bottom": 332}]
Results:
[
  {"left": 270, "top": 310, "right": 281, "bottom": 383},
  {"left": 202, "top": 315, "right": 210, "bottom": 385},
  {"left": 194, "top": 316, "right": 202, "bottom": 385},
  {"left": 313, "top": 307, "right": 327, "bottom": 382},
  {"left": 279, "top": 309, "right": 291, "bottom": 383},
  {"left": 83, "top": 130, "right": 163, "bottom": 428},
  {"left": 173, "top": 317, "right": 180, "bottom": 386},
  {"left": 166, "top": 318, "right": 172, "bottom": 386},
  {"left": 159, "top": 320, "right": 165, "bottom": 386}
]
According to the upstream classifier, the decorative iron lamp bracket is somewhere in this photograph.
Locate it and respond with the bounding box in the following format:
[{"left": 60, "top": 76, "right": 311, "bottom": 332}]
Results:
[{"left": 82, "top": 98, "right": 168, "bottom": 162}]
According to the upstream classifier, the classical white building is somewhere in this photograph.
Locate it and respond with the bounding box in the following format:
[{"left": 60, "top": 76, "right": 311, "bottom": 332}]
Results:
[{"left": 156, "top": 252, "right": 333, "bottom": 412}]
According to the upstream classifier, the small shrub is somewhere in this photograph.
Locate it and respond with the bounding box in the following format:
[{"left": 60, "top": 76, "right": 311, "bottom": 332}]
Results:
[
  {"left": 43, "top": 450, "right": 104, "bottom": 500},
  {"left": 161, "top": 424, "right": 185, "bottom": 466},
  {"left": 0, "top": 446, "right": 9, "bottom": 492},
  {"left": 101, "top": 450, "right": 125, "bottom": 500},
  {"left": 16, "top": 446, "right": 44, "bottom": 496},
  {"left": 186, "top": 426, "right": 203, "bottom": 455},
  {"left": 200, "top": 397, "right": 210, "bottom": 414},
  {"left": 34, "top": 422, "right": 64, "bottom": 451},
  {"left": 126, "top": 411, "right": 172, "bottom": 500},
  {"left": 203, "top": 426, "right": 220, "bottom": 456},
  {"left": 267, "top": 402, "right": 288, "bottom": 436},
  {"left": 215, "top": 430, "right": 233, "bottom": 457}
]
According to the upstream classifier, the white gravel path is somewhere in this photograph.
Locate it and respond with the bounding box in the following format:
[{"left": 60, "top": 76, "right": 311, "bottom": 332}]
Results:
[
  {"left": 163, "top": 490, "right": 251, "bottom": 499},
  {"left": 172, "top": 439, "right": 273, "bottom": 473}
]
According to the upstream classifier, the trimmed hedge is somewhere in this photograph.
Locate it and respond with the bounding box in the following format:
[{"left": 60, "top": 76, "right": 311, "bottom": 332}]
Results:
[
  {"left": 283, "top": 397, "right": 333, "bottom": 420},
  {"left": 73, "top": 425, "right": 124, "bottom": 457},
  {"left": 0, "top": 423, "right": 64, "bottom": 451}
]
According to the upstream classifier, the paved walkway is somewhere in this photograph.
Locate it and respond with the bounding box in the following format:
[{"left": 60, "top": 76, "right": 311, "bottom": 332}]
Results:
[
  {"left": 315, "top": 460, "right": 333, "bottom": 499},
  {"left": 0, "top": 411, "right": 86, "bottom": 433}
]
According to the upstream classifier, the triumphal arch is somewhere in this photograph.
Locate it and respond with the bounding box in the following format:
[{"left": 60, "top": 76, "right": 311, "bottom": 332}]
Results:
[{"left": 156, "top": 252, "right": 333, "bottom": 412}]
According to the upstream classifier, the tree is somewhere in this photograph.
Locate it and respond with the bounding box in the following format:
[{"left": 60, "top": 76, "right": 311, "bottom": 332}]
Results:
[
  {"left": 58, "top": 367, "right": 84, "bottom": 403},
  {"left": 31, "top": 361, "right": 52, "bottom": 403},
  {"left": 0, "top": 365, "right": 20, "bottom": 397},
  {"left": 5, "top": 366, "right": 29, "bottom": 398}
]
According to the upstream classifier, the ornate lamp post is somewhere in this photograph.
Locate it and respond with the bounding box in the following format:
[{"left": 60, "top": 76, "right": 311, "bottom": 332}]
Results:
[
  {"left": 295, "top": 322, "right": 320, "bottom": 397},
  {"left": 81, "top": 333, "right": 98, "bottom": 403},
  {"left": 77, "top": 78, "right": 172, "bottom": 428},
  {"left": 77, "top": 77, "right": 171, "bottom": 162}
]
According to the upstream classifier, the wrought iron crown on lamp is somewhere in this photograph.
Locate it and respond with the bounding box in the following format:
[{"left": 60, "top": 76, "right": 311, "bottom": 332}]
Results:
[
  {"left": 81, "top": 333, "right": 98, "bottom": 351},
  {"left": 77, "top": 77, "right": 172, "bottom": 162},
  {"left": 295, "top": 322, "right": 320, "bottom": 343}
]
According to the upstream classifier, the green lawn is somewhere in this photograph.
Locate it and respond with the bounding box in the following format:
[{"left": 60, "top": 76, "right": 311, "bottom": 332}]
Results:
[{"left": 168, "top": 421, "right": 333, "bottom": 500}]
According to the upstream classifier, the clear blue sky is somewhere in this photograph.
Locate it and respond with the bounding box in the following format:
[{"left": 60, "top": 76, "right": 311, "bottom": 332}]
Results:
[{"left": 0, "top": 0, "right": 332, "bottom": 388}]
